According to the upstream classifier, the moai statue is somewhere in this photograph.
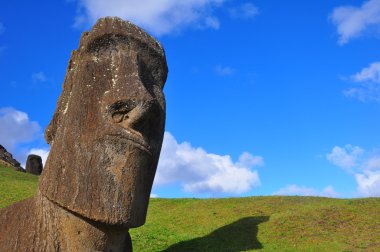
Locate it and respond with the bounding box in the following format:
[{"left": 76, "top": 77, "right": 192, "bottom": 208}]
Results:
[
  {"left": 0, "top": 17, "right": 168, "bottom": 251},
  {"left": 25, "top": 154, "right": 43, "bottom": 175}
]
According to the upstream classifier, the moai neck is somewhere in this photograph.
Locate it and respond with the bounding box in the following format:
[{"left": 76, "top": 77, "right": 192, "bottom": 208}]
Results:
[{"left": 36, "top": 192, "right": 132, "bottom": 251}]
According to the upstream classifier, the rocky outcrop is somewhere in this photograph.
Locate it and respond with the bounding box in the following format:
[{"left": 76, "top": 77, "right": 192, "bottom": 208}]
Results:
[
  {"left": 0, "top": 144, "right": 24, "bottom": 172},
  {"left": 0, "top": 17, "right": 168, "bottom": 251},
  {"left": 25, "top": 154, "right": 43, "bottom": 175}
]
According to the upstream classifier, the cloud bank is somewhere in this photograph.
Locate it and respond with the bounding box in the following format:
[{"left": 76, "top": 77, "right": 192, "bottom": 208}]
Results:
[
  {"left": 330, "top": 0, "right": 380, "bottom": 45},
  {"left": 72, "top": 0, "right": 226, "bottom": 35},
  {"left": 327, "top": 145, "right": 380, "bottom": 197},
  {"left": 155, "top": 132, "right": 262, "bottom": 195}
]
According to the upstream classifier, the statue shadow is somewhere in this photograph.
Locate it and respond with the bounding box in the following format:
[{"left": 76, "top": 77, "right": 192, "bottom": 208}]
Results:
[{"left": 161, "top": 216, "right": 269, "bottom": 252}]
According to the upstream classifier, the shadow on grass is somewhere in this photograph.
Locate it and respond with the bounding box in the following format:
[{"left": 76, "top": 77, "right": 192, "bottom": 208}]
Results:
[{"left": 162, "top": 216, "right": 269, "bottom": 252}]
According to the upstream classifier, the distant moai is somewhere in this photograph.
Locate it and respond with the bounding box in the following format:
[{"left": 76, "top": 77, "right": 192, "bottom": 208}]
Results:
[
  {"left": 0, "top": 17, "right": 168, "bottom": 251},
  {"left": 25, "top": 154, "right": 43, "bottom": 175}
]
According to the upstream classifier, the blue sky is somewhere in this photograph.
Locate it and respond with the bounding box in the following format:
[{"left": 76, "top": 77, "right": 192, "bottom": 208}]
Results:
[{"left": 1, "top": 0, "right": 380, "bottom": 198}]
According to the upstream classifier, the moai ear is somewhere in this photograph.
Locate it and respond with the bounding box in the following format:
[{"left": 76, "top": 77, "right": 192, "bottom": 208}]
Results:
[
  {"left": 44, "top": 50, "right": 78, "bottom": 145},
  {"left": 44, "top": 111, "right": 59, "bottom": 145}
]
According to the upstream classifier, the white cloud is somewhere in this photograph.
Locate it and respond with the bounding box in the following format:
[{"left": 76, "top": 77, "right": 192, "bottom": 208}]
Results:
[
  {"left": 229, "top": 3, "right": 259, "bottom": 19},
  {"left": 273, "top": 185, "right": 339, "bottom": 198},
  {"left": 202, "top": 16, "right": 220, "bottom": 30},
  {"left": 327, "top": 145, "right": 380, "bottom": 197},
  {"left": 330, "top": 0, "right": 380, "bottom": 45},
  {"left": 273, "top": 185, "right": 317, "bottom": 196},
  {"left": 326, "top": 145, "right": 364, "bottom": 171},
  {"left": 344, "top": 85, "right": 380, "bottom": 103},
  {"left": 155, "top": 132, "right": 262, "bottom": 195},
  {"left": 32, "top": 72, "right": 48, "bottom": 83},
  {"left": 355, "top": 170, "right": 380, "bottom": 197},
  {"left": 214, "top": 65, "right": 235, "bottom": 76},
  {"left": 0, "top": 107, "right": 41, "bottom": 151},
  {"left": 72, "top": 0, "right": 225, "bottom": 35},
  {"left": 150, "top": 193, "right": 159, "bottom": 198},
  {"left": 352, "top": 62, "right": 380, "bottom": 83},
  {"left": 0, "top": 22, "right": 4, "bottom": 35},
  {"left": 365, "top": 156, "right": 380, "bottom": 170},
  {"left": 237, "top": 151, "right": 264, "bottom": 167},
  {"left": 322, "top": 186, "right": 340, "bottom": 198},
  {"left": 344, "top": 62, "right": 380, "bottom": 102}
]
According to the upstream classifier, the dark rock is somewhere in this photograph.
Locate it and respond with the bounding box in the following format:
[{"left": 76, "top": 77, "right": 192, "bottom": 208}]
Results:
[
  {"left": 25, "top": 154, "right": 43, "bottom": 175},
  {"left": 0, "top": 17, "right": 168, "bottom": 251},
  {"left": 13, "top": 166, "right": 26, "bottom": 173},
  {"left": 0, "top": 144, "right": 24, "bottom": 172}
]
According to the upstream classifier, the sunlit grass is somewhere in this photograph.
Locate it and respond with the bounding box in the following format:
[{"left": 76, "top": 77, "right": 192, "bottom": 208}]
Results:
[
  {"left": 0, "top": 165, "right": 38, "bottom": 208},
  {"left": 134, "top": 197, "right": 380, "bottom": 251}
]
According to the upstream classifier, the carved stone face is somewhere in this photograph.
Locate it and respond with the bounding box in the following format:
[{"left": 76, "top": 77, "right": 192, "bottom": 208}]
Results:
[{"left": 39, "top": 17, "right": 168, "bottom": 227}]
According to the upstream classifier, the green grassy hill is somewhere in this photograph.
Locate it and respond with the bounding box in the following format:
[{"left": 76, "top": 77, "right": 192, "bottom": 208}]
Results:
[
  {"left": 1, "top": 165, "right": 379, "bottom": 251},
  {"left": 0, "top": 165, "right": 38, "bottom": 208}
]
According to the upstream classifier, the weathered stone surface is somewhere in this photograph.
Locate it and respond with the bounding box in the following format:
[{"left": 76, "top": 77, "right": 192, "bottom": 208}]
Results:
[
  {"left": 0, "top": 192, "right": 133, "bottom": 251},
  {"left": 0, "top": 144, "right": 24, "bottom": 172},
  {"left": 25, "top": 154, "right": 43, "bottom": 175},
  {"left": 0, "top": 16, "right": 168, "bottom": 251}
]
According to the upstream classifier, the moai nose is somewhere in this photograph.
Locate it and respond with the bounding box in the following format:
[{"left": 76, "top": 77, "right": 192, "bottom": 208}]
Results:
[
  {"left": 127, "top": 100, "right": 160, "bottom": 138},
  {"left": 109, "top": 52, "right": 162, "bottom": 139},
  {"left": 111, "top": 99, "right": 160, "bottom": 139}
]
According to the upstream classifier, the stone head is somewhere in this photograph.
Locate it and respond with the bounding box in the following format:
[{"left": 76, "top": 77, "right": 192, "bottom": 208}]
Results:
[
  {"left": 26, "top": 154, "right": 43, "bottom": 175},
  {"left": 39, "top": 17, "right": 168, "bottom": 227}
]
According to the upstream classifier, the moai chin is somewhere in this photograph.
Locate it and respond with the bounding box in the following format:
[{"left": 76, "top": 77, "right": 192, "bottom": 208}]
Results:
[{"left": 0, "top": 17, "right": 168, "bottom": 251}]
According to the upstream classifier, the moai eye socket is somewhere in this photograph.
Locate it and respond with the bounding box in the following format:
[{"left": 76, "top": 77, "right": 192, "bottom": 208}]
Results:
[
  {"left": 112, "top": 112, "right": 125, "bottom": 123},
  {"left": 109, "top": 100, "right": 136, "bottom": 123}
]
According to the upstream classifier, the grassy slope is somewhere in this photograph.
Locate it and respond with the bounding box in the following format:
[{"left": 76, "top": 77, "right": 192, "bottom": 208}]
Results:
[
  {"left": 0, "top": 165, "right": 38, "bottom": 208},
  {"left": 1, "top": 165, "right": 379, "bottom": 251}
]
